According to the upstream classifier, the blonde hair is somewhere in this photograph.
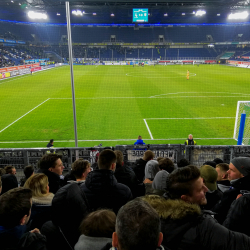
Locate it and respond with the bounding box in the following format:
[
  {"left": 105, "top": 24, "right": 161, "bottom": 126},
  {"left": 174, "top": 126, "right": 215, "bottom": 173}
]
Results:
[{"left": 24, "top": 173, "right": 48, "bottom": 197}]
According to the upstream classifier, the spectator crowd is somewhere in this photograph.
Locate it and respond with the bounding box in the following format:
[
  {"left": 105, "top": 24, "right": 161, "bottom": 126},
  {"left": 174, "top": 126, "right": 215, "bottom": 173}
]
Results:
[{"left": 1, "top": 149, "right": 250, "bottom": 250}]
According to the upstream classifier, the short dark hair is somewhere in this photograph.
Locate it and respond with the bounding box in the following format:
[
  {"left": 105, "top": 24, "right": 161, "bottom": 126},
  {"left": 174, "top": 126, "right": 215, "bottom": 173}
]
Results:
[
  {"left": 72, "top": 159, "right": 90, "bottom": 179},
  {"left": 114, "top": 150, "right": 123, "bottom": 165},
  {"left": 167, "top": 165, "right": 201, "bottom": 200},
  {"left": 0, "top": 187, "right": 32, "bottom": 228},
  {"left": 213, "top": 158, "right": 223, "bottom": 164},
  {"left": 80, "top": 209, "right": 116, "bottom": 238},
  {"left": 116, "top": 198, "right": 160, "bottom": 250},
  {"left": 159, "top": 158, "right": 174, "bottom": 173},
  {"left": 4, "top": 165, "right": 15, "bottom": 174},
  {"left": 23, "top": 165, "right": 34, "bottom": 179},
  {"left": 143, "top": 150, "right": 155, "bottom": 161},
  {"left": 50, "top": 139, "right": 54, "bottom": 143},
  {"left": 38, "top": 153, "right": 62, "bottom": 170},
  {"left": 98, "top": 149, "right": 116, "bottom": 170},
  {"left": 177, "top": 159, "right": 190, "bottom": 168},
  {"left": 216, "top": 163, "right": 229, "bottom": 173}
]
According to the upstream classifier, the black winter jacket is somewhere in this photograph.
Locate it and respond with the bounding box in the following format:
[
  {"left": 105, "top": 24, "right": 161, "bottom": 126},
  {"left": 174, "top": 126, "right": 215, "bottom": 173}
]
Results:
[
  {"left": 223, "top": 191, "right": 250, "bottom": 236},
  {"left": 212, "top": 175, "right": 250, "bottom": 224},
  {"left": 143, "top": 195, "right": 250, "bottom": 250},
  {"left": 80, "top": 169, "right": 133, "bottom": 214},
  {"left": 132, "top": 158, "right": 147, "bottom": 183}
]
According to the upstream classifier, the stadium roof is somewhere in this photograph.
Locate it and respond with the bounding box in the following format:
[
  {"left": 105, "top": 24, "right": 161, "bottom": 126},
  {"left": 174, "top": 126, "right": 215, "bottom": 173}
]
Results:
[{"left": 0, "top": 0, "right": 249, "bottom": 24}]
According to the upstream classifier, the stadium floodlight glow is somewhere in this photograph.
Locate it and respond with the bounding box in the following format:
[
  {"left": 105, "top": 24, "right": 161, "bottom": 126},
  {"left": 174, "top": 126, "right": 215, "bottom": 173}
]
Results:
[
  {"left": 195, "top": 10, "right": 206, "bottom": 16},
  {"left": 28, "top": 11, "right": 48, "bottom": 20},
  {"left": 110, "top": 13, "right": 115, "bottom": 16},
  {"left": 72, "top": 10, "right": 83, "bottom": 16},
  {"left": 182, "top": 13, "right": 185, "bottom": 15},
  {"left": 164, "top": 13, "right": 168, "bottom": 16},
  {"left": 228, "top": 11, "right": 249, "bottom": 19},
  {"left": 11, "top": 0, "right": 14, "bottom": 3},
  {"left": 57, "top": 13, "right": 60, "bottom": 16},
  {"left": 217, "top": 13, "right": 221, "bottom": 16},
  {"left": 93, "top": 13, "right": 97, "bottom": 15}
]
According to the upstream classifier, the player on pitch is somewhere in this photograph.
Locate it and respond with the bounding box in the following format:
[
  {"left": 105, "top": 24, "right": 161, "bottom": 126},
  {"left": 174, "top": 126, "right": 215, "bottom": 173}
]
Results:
[{"left": 186, "top": 70, "right": 189, "bottom": 80}]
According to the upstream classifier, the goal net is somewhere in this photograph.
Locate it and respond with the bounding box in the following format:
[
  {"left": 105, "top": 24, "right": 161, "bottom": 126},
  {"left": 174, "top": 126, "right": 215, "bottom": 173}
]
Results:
[{"left": 233, "top": 101, "right": 250, "bottom": 145}]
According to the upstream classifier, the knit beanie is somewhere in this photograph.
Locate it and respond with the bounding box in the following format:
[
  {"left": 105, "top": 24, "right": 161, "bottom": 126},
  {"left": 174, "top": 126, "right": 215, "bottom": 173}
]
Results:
[{"left": 231, "top": 157, "right": 250, "bottom": 176}]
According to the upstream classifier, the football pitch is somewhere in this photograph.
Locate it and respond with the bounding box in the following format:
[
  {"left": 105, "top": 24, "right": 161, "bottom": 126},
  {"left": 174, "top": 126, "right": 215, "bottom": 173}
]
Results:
[{"left": 0, "top": 64, "right": 250, "bottom": 148}]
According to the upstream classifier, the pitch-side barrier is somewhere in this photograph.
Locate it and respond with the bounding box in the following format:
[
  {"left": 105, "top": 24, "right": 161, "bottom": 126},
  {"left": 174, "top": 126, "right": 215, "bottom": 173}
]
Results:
[{"left": 1, "top": 145, "right": 250, "bottom": 182}]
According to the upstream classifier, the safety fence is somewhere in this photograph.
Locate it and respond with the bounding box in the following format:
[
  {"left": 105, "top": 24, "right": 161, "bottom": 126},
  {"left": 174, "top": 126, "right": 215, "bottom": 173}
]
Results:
[{"left": 1, "top": 145, "right": 250, "bottom": 182}]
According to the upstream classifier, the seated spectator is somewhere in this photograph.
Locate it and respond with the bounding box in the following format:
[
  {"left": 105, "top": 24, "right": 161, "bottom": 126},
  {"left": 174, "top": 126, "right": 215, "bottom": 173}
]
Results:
[
  {"left": 158, "top": 158, "right": 175, "bottom": 174},
  {"left": 144, "top": 160, "right": 160, "bottom": 195},
  {"left": 152, "top": 170, "right": 169, "bottom": 196},
  {"left": 4, "top": 165, "right": 17, "bottom": 175},
  {"left": 134, "top": 135, "right": 146, "bottom": 145},
  {"left": 132, "top": 150, "right": 155, "bottom": 182},
  {"left": 0, "top": 187, "right": 46, "bottom": 250},
  {"left": 143, "top": 166, "right": 250, "bottom": 250},
  {"left": 199, "top": 165, "right": 222, "bottom": 210},
  {"left": 114, "top": 150, "right": 144, "bottom": 198},
  {"left": 64, "top": 159, "right": 91, "bottom": 185},
  {"left": 20, "top": 165, "right": 34, "bottom": 187},
  {"left": 80, "top": 149, "right": 132, "bottom": 214},
  {"left": 177, "top": 158, "right": 190, "bottom": 168},
  {"left": 24, "top": 173, "right": 54, "bottom": 229},
  {"left": 37, "top": 153, "right": 64, "bottom": 194},
  {"left": 107, "top": 198, "right": 163, "bottom": 250},
  {"left": 216, "top": 163, "right": 230, "bottom": 193},
  {"left": 75, "top": 209, "right": 116, "bottom": 250},
  {"left": 223, "top": 190, "right": 250, "bottom": 236},
  {"left": 212, "top": 157, "right": 250, "bottom": 224}
]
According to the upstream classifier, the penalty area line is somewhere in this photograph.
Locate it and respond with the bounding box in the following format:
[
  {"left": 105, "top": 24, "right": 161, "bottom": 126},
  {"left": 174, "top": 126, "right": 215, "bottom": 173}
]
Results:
[{"left": 0, "top": 98, "right": 50, "bottom": 134}]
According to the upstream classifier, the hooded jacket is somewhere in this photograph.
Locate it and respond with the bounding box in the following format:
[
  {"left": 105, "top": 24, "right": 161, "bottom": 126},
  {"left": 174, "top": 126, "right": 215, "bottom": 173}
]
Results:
[
  {"left": 143, "top": 195, "right": 250, "bottom": 250},
  {"left": 212, "top": 174, "right": 250, "bottom": 224},
  {"left": 223, "top": 191, "right": 250, "bottom": 236},
  {"left": 217, "top": 180, "right": 231, "bottom": 193},
  {"left": 80, "top": 169, "right": 133, "bottom": 214}
]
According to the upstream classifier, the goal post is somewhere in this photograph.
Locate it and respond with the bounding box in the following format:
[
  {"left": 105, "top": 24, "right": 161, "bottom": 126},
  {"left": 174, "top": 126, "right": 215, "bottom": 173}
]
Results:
[{"left": 233, "top": 101, "right": 250, "bottom": 145}]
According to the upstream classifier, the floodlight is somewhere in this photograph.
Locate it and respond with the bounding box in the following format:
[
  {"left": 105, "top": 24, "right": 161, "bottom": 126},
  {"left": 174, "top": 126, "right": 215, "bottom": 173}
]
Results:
[
  {"left": 182, "top": 13, "right": 185, "bottom": 15},
  {"left": 164, "top": 13, "right": 168, "bottom": 16},
  {"left": 228, "top": 11, "right": 249, "bottom": 19},
  {"left": 217, "top": 14, "right": 221, "bottom": 16},
  {"left": 28, "top": 11, "right": 48, "bottom": 20},
  {"left": 110, "top": 13, "right": 115, "bottom": 16},
  {"left": 195, "top": 10, "right": 206, "bottom": 16},
  {"left": 57, "top": 13, "right": 60, "bottom": 16},
  {"left": 93, "top": 13, "right": 97, "bottom": 15},
  {"left": 72, "top": 10, "right": 83, "bottom": 16},
  {"left": 11, "top": 1, "right": 14, "bottom": 3}
]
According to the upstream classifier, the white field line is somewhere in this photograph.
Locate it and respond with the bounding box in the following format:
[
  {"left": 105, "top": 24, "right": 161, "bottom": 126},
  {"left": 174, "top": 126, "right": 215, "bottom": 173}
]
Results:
[
  {"left": 145, "top": 117, "right": 235, "bottom": 120},
  {"left": 143, "top": 119, "right": 154, "bottom": 139},
  {"left": 0, "top": 138, "right": 235, "bottom": 144},
  {"left": 0, "top": 98, "right": 50, "bottom": 134}
]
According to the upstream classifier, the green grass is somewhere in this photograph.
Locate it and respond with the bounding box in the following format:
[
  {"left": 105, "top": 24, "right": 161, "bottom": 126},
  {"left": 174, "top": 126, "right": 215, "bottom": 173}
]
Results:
[{"left": 0, "top": 64, "right": 250, "bottom": 148}]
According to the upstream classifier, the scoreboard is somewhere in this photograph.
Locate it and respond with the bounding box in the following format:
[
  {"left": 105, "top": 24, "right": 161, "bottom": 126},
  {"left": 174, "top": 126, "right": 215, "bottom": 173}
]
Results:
[{"left": 133, "top": 8, "right": 148, "bottom": 23}]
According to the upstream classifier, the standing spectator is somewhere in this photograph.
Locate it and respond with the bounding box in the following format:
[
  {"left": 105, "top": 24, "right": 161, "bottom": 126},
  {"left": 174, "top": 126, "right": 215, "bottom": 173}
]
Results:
[
  {"left": 1, "top": 166, "right": 18, "bottom": 195},
  {"left": 0, "top": 187, "right": 46, "bottom": 250},
  {"left": 80, "top": 149, "right": 132, "bottom": 214},
  {"left": 132, "top": 150, "right": 155, "bottom": 183},
  {"left": 134, "top": 135, "right": 146, "bottom": 145},
  {"left": 216, "top": 163, "right": 230, "bottom": 193},
  {"left": 184, "top": 134, "right": 197, "bottom": 145},
  {"left": 4, "top": 165, "right": 17, "bottom": 175},
  {"left": 158, "top": 158, "right": 175, "bottom": 174},
  {"left": 20, "top": 165, "right": 34, "bottom": 187},
  {"left": 144, "top": 160, "right": 160, "bottom": 195},
  {"left": 152, "top": 170, "right": 169, "bottom": 196},
  {"left": 212, "top": 157, "right": 250, "bottom": 224},
  {"left": 37, "top": 153, "right": 64, "bottom": 194}
]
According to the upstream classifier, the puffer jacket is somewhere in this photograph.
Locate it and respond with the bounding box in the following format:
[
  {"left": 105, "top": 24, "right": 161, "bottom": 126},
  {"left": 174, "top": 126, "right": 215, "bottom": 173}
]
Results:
[
  {"left": 80, "top": 169, "right": 133, "bottom": 214},
  {"left": 142, "top": 195, "right": 250, "bottom": 250}
]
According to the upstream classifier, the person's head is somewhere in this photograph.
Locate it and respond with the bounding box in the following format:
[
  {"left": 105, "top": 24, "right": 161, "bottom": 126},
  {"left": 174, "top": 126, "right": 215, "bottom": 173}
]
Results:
[
  {"left": 213, "top": 158, "right": 224, "bottom": 165},
  {"left": 4, "top": 165, "right": 16, "bottom": 175},
  {"left": 71, "top": 159, "right": 91, "bottom": 181},
  {"left": 79, "top": 209, "right": 116, "bottom": 238},
  {"left": 50, "top": 139, "right": 54, "bottom": 144},
  {"left": 216, "top": 163, "right": 229, "bottom": 181},
  {"left": 98, "top": 149, "right": 116, "bottom": 171},
  {"left": 145, "top": 160, "right": 160, "bottom": 180},
  {"left": 39, "top": 153, "right": 64, "bottom": 176},
  {"left": 203, "top": 161, "right": 216, "bottom": 168},
  {"left": 158, "top": 158, "right": 174, "bottom": 173},
  {"left": 199, "top": 165, "right": 218, "bottom": 191},
  {"left": 24, "top": 173, "right": 49, "bottom": 197},
  {"left": 0, "top": 187, "right": 32, "bottom": 228},
  {"left": 167, "top": 165, "right": 208, "bottom": 206},
  {"left": 227, "top": 157, "right": 250, "bottom": 181},
  {"left": 113, "top": 198, "right": 163, "bottom": 250},
  {"left": 114, "top": 150, "right": 124, "bottom": 166},
  {"left": 156, "top": 157, "right": 164, "bottom": 162},
  {"left": 142, "top": 150, "right": 155, "bottom": 162},
  {"left": 177, "top": 158, "right": 190, "bottom": 168},
  {"left": 0, "top": 168, "right": 6, "bottom": 176},
  {"left": 138, "top": 135, "right": 142, "bottom": 140},
  {"left": 23, "top": 165, "right": 34, "bottom": 179},
  {"left": 188, "top": 134, "right": 193, "bottom": 140}
]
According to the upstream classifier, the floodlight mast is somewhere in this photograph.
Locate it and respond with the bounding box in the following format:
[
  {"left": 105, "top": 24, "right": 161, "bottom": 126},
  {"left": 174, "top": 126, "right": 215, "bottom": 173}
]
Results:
[{"left": 66, "top": 1, "right": 78, "bottom": 148}]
